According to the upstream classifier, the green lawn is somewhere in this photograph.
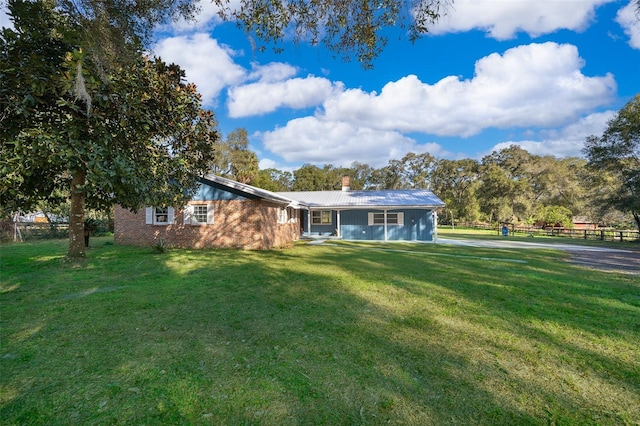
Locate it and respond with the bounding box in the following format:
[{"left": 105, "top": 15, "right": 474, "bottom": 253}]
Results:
[{"left": 1, "top": 238, "right": 639, "bottom": 425}]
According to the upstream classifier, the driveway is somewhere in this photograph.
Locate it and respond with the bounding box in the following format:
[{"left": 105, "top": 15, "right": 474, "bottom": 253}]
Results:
[{"left": 438, "top": 238, "right": 640, "bottom": 276}]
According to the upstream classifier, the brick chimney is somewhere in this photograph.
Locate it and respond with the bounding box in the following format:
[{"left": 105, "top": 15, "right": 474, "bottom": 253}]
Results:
[{"left": 341, "top": 176, "right": 350, "bottom": 191}]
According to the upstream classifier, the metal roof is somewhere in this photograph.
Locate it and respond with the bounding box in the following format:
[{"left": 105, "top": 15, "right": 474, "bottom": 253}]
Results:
[
  {"left": 201, "top": 175, "right": 444, "bottom": 210},
  {"left": 275, "top": 189, "right": 445, "bottom": 210}
]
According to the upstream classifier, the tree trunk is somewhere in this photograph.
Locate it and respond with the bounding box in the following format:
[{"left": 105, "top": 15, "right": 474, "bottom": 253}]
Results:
[
  {"left": 633, "top": 211, "right": 640, "bottom": 233},
  {"left": 68, "top": 169, "right": 87, "bottom": 258}
]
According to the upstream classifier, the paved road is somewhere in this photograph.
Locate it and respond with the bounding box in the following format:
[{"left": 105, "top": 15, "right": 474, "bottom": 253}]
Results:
[{"left": 438, "top": 238, "right": 640, "bottom": 275}]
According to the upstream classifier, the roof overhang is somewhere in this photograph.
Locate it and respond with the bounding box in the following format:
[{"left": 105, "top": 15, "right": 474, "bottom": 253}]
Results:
[{"left": 201, "top": 174, "right": 306, "bottom": 209}]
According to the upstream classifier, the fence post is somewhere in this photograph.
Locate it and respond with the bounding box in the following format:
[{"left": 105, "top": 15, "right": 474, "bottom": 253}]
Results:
[{"left": 619, "top": 231, "right": 623, "bottom": 242}]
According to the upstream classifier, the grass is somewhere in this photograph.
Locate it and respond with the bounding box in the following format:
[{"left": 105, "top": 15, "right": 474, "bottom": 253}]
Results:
[{"left": 1, "top": 237, "right": 639, "bottom": 425}]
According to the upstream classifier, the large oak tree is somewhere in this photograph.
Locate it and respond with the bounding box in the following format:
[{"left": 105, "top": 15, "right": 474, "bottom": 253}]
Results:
[
  {"left": 431, "top": 158, "right": 480, "bottom": 225},
  {"left": 583, "top": 94, "right": 640, "bottom": 231},
  {"left": 1, "top": 0, "right": 218, "bottom": 257}
]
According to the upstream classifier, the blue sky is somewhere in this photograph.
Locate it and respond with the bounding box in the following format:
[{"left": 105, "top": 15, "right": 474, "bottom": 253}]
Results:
[{"left": 2, "top": 0, "right": 639, "bottom": 170}]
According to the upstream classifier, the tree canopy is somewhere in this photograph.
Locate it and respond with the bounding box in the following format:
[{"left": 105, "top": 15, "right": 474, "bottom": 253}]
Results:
[
  {"left": 583, "top": 94, "right": 640, "bottom": 231},
  {"left": 19, "top": 0, "right": 452, "bottom": 71},
  {"left": 1, "top": 0, "right": 219, "bottom": 257},
  {"left": 430, "top": 158, "right": 480, "bottom": 224},
  {"left": 215, "top": 0, "right": 452, "bottom": 68},
  {"left": 53, "top": 0, "right": 199, "bottom": 74},
  {"left": 211, "top": 128, "right": 259, "bottom": 184}
]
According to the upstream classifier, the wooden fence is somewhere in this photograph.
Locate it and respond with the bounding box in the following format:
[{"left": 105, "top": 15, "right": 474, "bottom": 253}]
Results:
[
  {"left": 456, "top": 222, "right": 640, "bottom": 243},
  {"left": 7, "top": 223, "right": 69, "bottom": 242},
  {"left": 2, "top": 220, "right": 114, "bottom": 242}
]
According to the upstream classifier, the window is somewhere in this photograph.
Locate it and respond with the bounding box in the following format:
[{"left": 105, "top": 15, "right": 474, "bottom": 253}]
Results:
[
  {"left": 184, "top": 204, "right": 214, "bottom": 225},
  {"left": 193, "top": 205, "right": 208, "bottom": 224},
  {"left": 372, "top": 213, "right": 385, "bottom": 225},
  {"left": 312, "top": 210, "right": 332, "bottom": 225},
  {"left": 278, "top": 207, "right": 288, "bottom": 224},
  {"left": 368, "top": 212, "right": 404, "bottom": 226},
  {"left": 278, "top": 207, "right": 298, "bottom": 224},
  {"left": 155, "top": 207, "right": 169, "bottom": 224},
  {"left": 387, "top": 213, "right": 401, "bottom": 225},
  {"left": 145, "top": 207, "right": 175, "bottom": 225}
]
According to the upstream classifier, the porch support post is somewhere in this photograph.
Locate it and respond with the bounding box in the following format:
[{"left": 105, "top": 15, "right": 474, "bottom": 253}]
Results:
[
  {"left": 307, "top": 210, "right": 312, "bottom": 235},
  {"left": 384, "top": 209, "right": 388, "bottom": 242},
  {"left": 336, "top": 210, "right": 341, "bottom": 237},
  {"left": 433, "top": 210, "right": 438, "bottom": 243}
]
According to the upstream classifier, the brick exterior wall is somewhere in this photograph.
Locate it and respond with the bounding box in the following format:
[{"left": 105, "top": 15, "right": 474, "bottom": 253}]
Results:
[{"left": 114, "top": 200, "right": 300, "bottom": 250}]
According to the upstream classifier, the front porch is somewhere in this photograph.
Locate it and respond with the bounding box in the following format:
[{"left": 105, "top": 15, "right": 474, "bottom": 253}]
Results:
[
  {"left": 298, "top": 208, "right": 437, "bottom": 242},
  {"left": 300, "top": 232, "right": 343, "bottom": 240}
]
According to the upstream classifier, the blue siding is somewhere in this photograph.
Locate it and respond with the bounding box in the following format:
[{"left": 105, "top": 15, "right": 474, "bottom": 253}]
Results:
[
  {"left": 304, "top": 209, "right": 435, "bottom": 241},
  {"left": 192, "top": 182, "right": 249, "bottom": 201},
  {"left": 341, "top": 210, "right": 377, "bottom": 240},
  {"left": 310, "top": 224, "right": 336, "bottom": 235},
  {"left": 304, "top": 210, "right": 338, "bottom": 236},
  {"left": 387, "top": 209, "right": 434, "bottom": 241}
]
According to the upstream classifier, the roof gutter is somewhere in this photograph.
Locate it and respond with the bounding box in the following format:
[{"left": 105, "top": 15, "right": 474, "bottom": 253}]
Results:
[{"left": 304, "top": 204, "right": 445, "bottom": 210}]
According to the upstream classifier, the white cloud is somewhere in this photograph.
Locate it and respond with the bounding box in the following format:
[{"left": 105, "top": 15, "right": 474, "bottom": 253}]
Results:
[
  {"left": 616, "top": 1, "right": 640, "bottom": 49},
  {"left": 228, "top": 76, "right": 341, "bottom": 117},
  {"left": 166, "top": 0, "right": 243, "bottom": 32},
  {"left": 256, "top": 42, "right": 616, "bottom": 166},
  {"left": 431, "top": 0, "right": 612, "bottom": 39},
  {"left": 320, "top": 42, "right": 615, "bottom": 137},
  {"left": 548, "top": 110, "right": 615, "bottom": 142},
  {"left": 260, "top": 117, "right": 450, "bottom": 167},
  {"left": 153, "top": 33, "right": 246, "bottom": 104},
  {"left": 227, "top": 62, "right": 345, "bottom": 117},
  {"left": 247, "top": 62, "right": 298, "bottom": 83},
  {"left": 488, "top": 110, "right": 616, "bottom": 158},
  {"left": 258, "top": 158, "right": 278, "bottom": 170}
]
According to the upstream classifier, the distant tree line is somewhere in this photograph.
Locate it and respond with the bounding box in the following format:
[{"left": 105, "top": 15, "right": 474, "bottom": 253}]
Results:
[
  {"left": 243, "top": 147, "right": 624, "bottom": 229},
  {"left": 230, "top": 95, "right": 640, "bottom": 231}
]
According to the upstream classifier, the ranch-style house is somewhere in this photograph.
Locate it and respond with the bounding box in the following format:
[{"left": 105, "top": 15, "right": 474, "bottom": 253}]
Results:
[{"left": 114, "top": 175, "right": 445, "bottom": 249}]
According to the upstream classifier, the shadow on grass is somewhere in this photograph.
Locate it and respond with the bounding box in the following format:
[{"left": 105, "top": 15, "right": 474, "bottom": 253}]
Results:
[
  {"left": 294, "top": 243, "right": 640, "bottom": 421},
  {"left": 1, "top": 240, "right": 638, "bottom": 424}
]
